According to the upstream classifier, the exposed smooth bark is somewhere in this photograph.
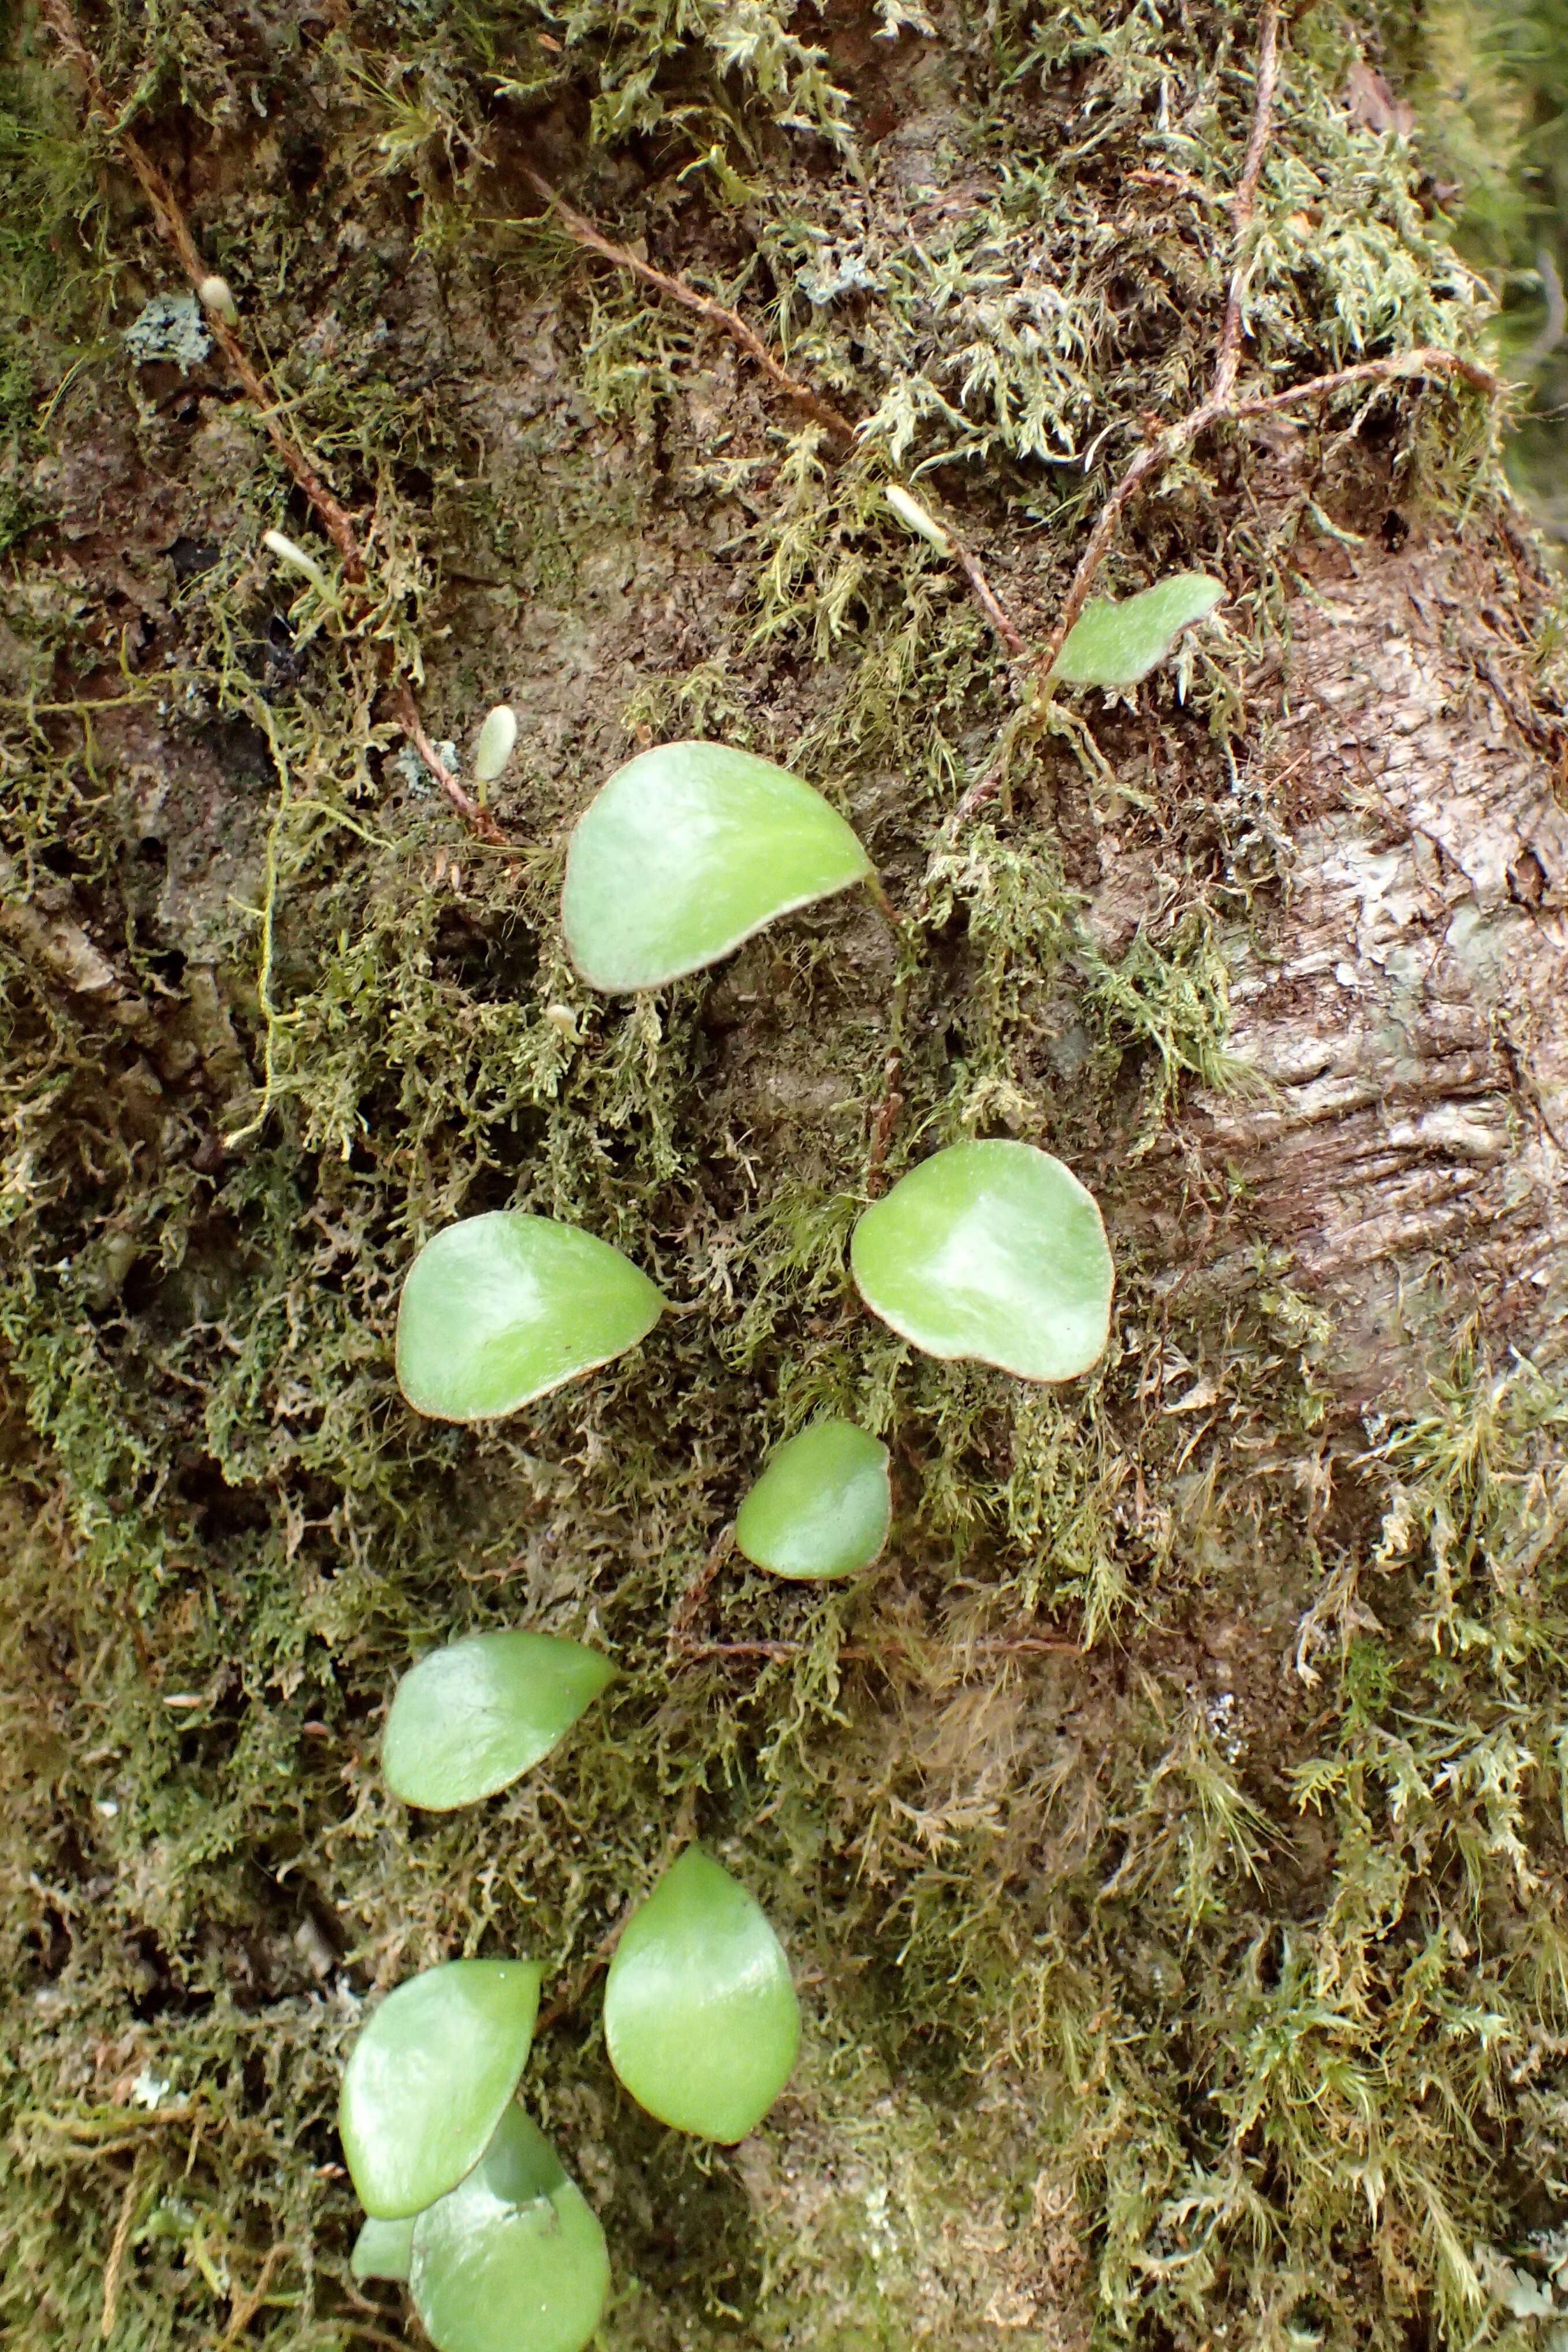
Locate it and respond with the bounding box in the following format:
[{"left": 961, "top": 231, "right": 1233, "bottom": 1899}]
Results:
[{"left": 1186, "top": 533, "right": 1568, "bottom": 1392}]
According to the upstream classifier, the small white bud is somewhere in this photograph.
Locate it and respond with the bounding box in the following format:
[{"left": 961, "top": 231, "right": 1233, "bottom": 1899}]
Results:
[
  {"left": 884, "top": 483, "right": 952, "bottom": 552},
  {"left": 262, "top": 530, "right": 330, "bottom": 594},
  {"left": 543, "top": 1003, "right": 580, "bottom": 1044},
  {"left": 198, "top": 274, "right": 239, "bottom": 325},
  {"left": 473, "top": 703, "right": 517, "bottom": 786}
]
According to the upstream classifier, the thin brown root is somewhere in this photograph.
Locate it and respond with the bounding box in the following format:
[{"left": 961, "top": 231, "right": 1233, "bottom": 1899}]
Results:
[
  {"left": 1234, "top": 347, "right": 1507, "bottom": 415},
  {"left": 392, "top": 686, "right": 507, "bottom": 844},
  {"left": 523, "top": 168, "right": 858, "bottom": 451},
  {"left": 673, "top": 1631, "right": 1085, "bottom": 1671},
  {"left": 100, "top": 2156, "right": 147, "bottom": 2341},
  {"left": 42, "top": 0, "right": 511, "bottom": 846},
  {"left": 1029, "top": 8, "right": 1504, "bottom": 693}
]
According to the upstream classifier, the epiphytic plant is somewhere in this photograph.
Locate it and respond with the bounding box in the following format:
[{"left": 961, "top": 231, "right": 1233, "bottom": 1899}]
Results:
[
  {"left": 340, "top": 1860, "right": 799, "bottom": 2336},
  {"left": 339, "top": 1959, "right": 543, "bottom": 2219},
  {"left": 734, "top": 1418, "right": 891, "bottom": 1580},
  {"left": 850, "top": 1140, "right": 1114, "bottom": 1383},
  {"left": 1049, "top": 573, "right": 1225, "bottom": 689},
  {"left": 561, "top": 739, "right": 876, "bottom": 992},
  {"left": 407, "top": 2105, "right": 610, "bottom": 2352},
  {"left": 352, "top": 2103, "right": 610, "bottom": 2352},
  {"left": 602, "top": 1844, "right": 801, "bottom": 2142},
  {"left": 395, "top": 1210, "right": 665, "bottom": 1423},
  {"left": 383, "top": 1631, "right": 615, "bottom": 1811}
]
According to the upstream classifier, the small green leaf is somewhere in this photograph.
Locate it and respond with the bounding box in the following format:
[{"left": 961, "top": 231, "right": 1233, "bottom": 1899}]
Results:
[
  {"left": 1052, "top": 572, "right": 1223, "bottom": 688},
  {"left": 473, "top": 705, "right": 516, "bottom": 786},
  {"left": 851, "top": 1140, "right": 1113, "bottom": 1382},
  {"left": 340, "top": 1959, "right": 543, "bottom": 2219},
  {"left": 384, "top": 1632, "right": 614, "bottom": 1811},
  {"left": 562, "top": 740, "right": 873, "bottom": 993},
  {"left": 351, "top": 2215, "right": 416, "bottom": 2283},
  {"left": 734, "top": 1419, "right": 891, "bottom": 1580},
  {"left": 396, "top": 1211, "right": 665, "bottom": 1424},
  {"left": 410, "top": 2104, "right": 609, "bottom": 2352},
  {"left": 604, "top": 1845, "right": 799, "bottom": 2143}
]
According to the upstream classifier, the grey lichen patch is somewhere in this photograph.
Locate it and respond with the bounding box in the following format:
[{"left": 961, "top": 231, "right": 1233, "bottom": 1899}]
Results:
[{"left": 122, "top": 291, "right": 213, "bottom": 372}]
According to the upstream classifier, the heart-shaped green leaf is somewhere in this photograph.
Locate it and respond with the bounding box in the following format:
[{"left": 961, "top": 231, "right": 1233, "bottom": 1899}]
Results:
[
  {"left": 409, "top": 2104, "right": 609, "bottom": 2352},
  {"left": 562, "top": 740, "right": 874, "bottom": 992},
  {"left": 384, "top": 1632, "right": 614, "bottom": 1811},
  {"left": 351, "top": 2214, "right": 416, "bottom": 2284},
  {"left": 1051, "top": 572, "right": 1223, "bottom": 689},
  {"left": 734, "top": 1419, "right": 891, "bottom": 1580},
  {"left": 851, "top": 1140, "right": 1113, "bottom": 1382},
  {"left": 604, "top": 1845, "right": 799, "bottom": 2143},
  {"left": 396, "top": 1211, "right": 665, "bottom": 1423},
  {"left": 340, "top": 1959, "right": 543, "bottom": 2219}
]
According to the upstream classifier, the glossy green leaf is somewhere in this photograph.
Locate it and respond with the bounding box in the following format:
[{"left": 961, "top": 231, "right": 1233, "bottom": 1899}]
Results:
[
  {"left": 396, "top": 1211, "right": 664, "bottom": 1423},
  {"left": 409, "top": 2104, "right": 609, "bottom": 2352},
  {"left": 604, "top": 1845, "right": 799, "bottom": 2142},
  {"left": 851, "top": 1140, "right": 1113, "bottom": 1382},
  {"left": 351, "top": 2214, "right": 416, "bottom": 2283},
  {"left": 734, "top": 1419, "right": 891, "bottom": 1580},
  {"left": 384, "top": 1632, "right": 614, "bottom": 1811},
  {"left": 561, "top": 740, "right": 874, "bottom": 992},
  {"left": 1051, "top": 572, "right": 1223, "bottom": 689},
  {"left": 340, "top": 1959, "right": 543, "bottom": 2219}
]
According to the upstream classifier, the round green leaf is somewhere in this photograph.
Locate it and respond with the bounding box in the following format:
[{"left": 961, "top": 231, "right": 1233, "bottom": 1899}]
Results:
[
  {"left": 410, "top": 2104, "right": 609, "bottom": 2352},
  {"left": 340, "top": 1959, "right": 543, "bottom": 2219},
  {"left": 1052, "top": 572, "right": 1223, "bottom": 689},
  {"left": 850, "top": 1140, "right": 1113, "bottom": 1382},
  {"left": 604, "top": 1845, "right": 799, "bottom": 2143},
  {"left": 561, "top": 740, "right": 874, "bottom": 993},
  {"left": 396, "top": 1211, "right": 665, "bottom": 1423},
  {"left": 384, "top": 1632, "right": 614, "bottom": 1811},
  {"left": 351, "top": 2214, "right": 416, "bottom": 2284},
  {"left": 734, "top": 1419, "right": 891, "bottom": 1580}
]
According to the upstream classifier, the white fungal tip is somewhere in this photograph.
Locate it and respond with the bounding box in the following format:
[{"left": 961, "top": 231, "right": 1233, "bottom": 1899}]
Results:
[
  {"left": 473, "top": 703, "right": 518, "bottom": 786},
  {"left": 543, "top": 1003, "right": 580, "bottom": 1044},
  {"left": 884, "top": 483, "right": 951, "bottom": 552},
  {"left": 261, "top": 530, "right": 330, "bottom": 593},
  {"left": 198, "top": 274, "right": 238, "bottom": 325}
]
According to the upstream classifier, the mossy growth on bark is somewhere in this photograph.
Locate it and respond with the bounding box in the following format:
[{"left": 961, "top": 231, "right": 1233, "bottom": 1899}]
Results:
[{"left": 4, "top": 1, "right": 1568, "bottom": 2349}]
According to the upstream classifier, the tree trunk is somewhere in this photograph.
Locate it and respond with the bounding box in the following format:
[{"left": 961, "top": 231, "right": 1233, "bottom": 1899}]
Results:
[{"left": 4, "top": 3, "right": 1567, "bottom": 2349}]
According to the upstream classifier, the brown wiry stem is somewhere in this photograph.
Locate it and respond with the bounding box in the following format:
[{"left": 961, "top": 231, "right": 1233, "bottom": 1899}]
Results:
[
  {"left": 523, "top": 166, "right": 859, "bottom": 451},
  {"left": 523, "top": 169, "right": 1030, "bottom": 659},
  {"left": 1029, "top": 11, "right": 1505, "bottom": 698},
  {"left": 41, "top": 0, "right": 506, "bottom": 844},
  {"left": 99, "top": 2153, "right": 147, "bottom": 2342},
  {"left": 1211, "top": 1, "right": 1281, "bottom": 407},
  {"left": 666, "top": 1525, "right": 734, "bottom": 1658},
  {"left": 392, "top": 684, "right": 506, "bottom": 844},
  {"left": 864, "top": 1042, "right": 906, "bottom": 1186},
  {"left": 948, "top": 542, "right": 1028, "bottom": 657},
  {"left": 672, "top": 1630, "right": 1083, "bottom": 1670},
  {"left": 1234, "top": 346, "right": 1506, "bottom": 415},
  {"left": 1031, "top": 5, "right": 1283, "bottom": 690},
  {"left": 40, "top": 0, "right": 364, "bottom": 581}
]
